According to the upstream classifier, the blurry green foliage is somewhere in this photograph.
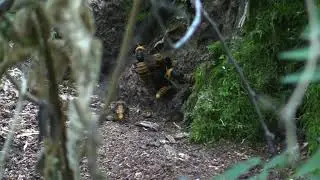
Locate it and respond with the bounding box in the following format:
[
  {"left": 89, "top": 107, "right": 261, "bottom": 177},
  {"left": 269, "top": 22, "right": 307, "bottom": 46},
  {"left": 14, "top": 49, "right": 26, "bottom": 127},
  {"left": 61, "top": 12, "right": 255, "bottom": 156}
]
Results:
[
  {"left": 295, "top": 147, "right": 320, "bottom": 178},
  {"left": 213, "top": 157, "right": 261, "bottom": 180},
  {"left": 212, "top": 148, "right": 320, "bottom": 179}
]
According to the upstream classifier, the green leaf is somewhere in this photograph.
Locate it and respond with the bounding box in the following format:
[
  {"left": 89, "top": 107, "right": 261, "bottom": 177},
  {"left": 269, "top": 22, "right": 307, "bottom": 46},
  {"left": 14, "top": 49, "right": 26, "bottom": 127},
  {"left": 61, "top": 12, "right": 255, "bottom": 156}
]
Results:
[
  {"left": 295, "top": 148, "right": 320, "bottom": 177},
  {"left": 249, "top": 153, "right": 289, "bottom": 180},
  {"left": 212, "top": 157, "right": 261, "bottom": 180},
  {"left": 256, "top": 171, "right": 269, "bottom": 180},
  {"left": 309, "top": 175, "right": 320, "bottom": 180},
  {"left": 248, "top": 170, "right": 268, "bottom": 180},
  {"left": 263, "top": 153, "right": 289, "bottom": 170},
  {"left": 281, "top": 71, "right": 320, "bottom": 84},
  {"left": 278, "top": 47, "right": 310, "bottom": 61}
]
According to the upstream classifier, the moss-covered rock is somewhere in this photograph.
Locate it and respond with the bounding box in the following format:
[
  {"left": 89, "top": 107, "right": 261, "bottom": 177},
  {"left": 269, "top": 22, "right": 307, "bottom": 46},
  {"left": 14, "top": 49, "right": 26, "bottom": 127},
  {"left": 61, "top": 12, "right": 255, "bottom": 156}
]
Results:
[{"left": 184, "top": 0, "right": 309, "bottom": 143}]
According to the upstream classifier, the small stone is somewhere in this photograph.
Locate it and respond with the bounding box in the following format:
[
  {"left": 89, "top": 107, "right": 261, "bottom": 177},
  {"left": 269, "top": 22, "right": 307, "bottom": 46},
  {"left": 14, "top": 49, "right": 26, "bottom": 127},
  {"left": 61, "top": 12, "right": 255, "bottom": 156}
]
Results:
[
  {"left": 154, "top": 141, "right": 161, "bottom": 147},
  {"left": 143, "top": 111, "right": 152, "bottom": 118},
  {"left": 147, "top": 140, "right": 161, "bottom": 147},
  {"left": 178, "top": 152, "right": 190, "bottom": 161},
  {"left": 135, "top": 121, "right": 160, "bottom": 131},
  {"left": 164, "top": 144, "right": 176, "bottom": 157},
  {"left": 106, "top": 115, "right": 115, "bottom": 121},
  {"left": 175, "top": 132, "right": 189, "bottom": 139},
  {"left": 134, "top": 172, "right": 143, "bottom": 179},
  {"left": 159, "top": 139, "right": 168, "bottom": 144},
  {"left": 165, "top": 134, "right": 176, "bottom": 144},
  {"left": 140, "top": 145, "right": 147, "bottom": 149}
]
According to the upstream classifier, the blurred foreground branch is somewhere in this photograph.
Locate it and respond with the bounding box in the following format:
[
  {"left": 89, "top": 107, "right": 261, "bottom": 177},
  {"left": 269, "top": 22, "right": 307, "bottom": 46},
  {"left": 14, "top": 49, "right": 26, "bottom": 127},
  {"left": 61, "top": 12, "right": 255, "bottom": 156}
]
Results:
[
  {"left": 173, "top": 0, "right": 202, "bottom": 49},
  {"left": 0, "top": 0, "right": 105, "bottom": 178},
  {"left": 100, "top": 0, "right": 142, "bottom": 120},
  {"left": 280, "top": 0, "right": 320, "bottom": 163},
  {"left": 47, "top": 0, "right": 103, "bottom": 178}
]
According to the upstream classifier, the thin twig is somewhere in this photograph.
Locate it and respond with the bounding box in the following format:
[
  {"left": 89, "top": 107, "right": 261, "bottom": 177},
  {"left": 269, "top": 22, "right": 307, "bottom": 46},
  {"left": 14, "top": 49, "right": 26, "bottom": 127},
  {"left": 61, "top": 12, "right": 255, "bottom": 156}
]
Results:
[
  {"left": 202, "top": 8, "right": 276, "bottom": 154},
  {"left": 150, "top": 0, "right": 202, "bottom": 49},
  {"left": 280, "top": 0, "right": 320, "bottom": 163},
  {"left": 237, "top": 0, "right": 249, "bottom": 28},
  {"left": 0, "top": 76, "right": 27, "bottom": 179},
  {"left": 173, "top": 0, "right": 202, "bottom": 49}
]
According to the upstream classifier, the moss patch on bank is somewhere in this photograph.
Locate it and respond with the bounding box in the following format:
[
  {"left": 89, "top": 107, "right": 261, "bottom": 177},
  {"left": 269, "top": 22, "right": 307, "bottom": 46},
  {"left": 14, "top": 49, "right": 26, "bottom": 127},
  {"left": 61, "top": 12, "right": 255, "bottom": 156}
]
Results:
[
  {"left": 184, "top": 0, "right": 309, "bottom": 144},
  {"left": 301, "top": 84, "right": 320, "bottom": 154}
]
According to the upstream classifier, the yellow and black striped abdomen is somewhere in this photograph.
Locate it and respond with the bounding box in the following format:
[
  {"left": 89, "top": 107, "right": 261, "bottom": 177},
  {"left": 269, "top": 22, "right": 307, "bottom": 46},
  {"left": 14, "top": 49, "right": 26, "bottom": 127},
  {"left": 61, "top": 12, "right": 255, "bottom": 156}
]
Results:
[
  {"left": 156, "top": 86, "right": 171, "bottom": 99},
  {"left": 116, "top": 103, "right": 125, "bottom": 120},
  {"left": 136, "top": 62, "right": 152, "bottom": 83},
  {"left": 184, "top": 73, "right": 195, "bottom": 85}
]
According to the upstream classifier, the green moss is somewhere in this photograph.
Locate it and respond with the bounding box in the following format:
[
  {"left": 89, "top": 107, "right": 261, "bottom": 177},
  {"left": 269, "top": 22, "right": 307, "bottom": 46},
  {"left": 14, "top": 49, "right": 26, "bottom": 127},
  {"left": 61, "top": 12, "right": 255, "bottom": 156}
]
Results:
[
  {"left": 184, "top": 0, "right": 308, "bottom": 143},
  {"left": 187, "top": 59, "right": 262, "bottom": 142},
  {"left": 301, "top": 84, "right": 320, "bottom": 154}
]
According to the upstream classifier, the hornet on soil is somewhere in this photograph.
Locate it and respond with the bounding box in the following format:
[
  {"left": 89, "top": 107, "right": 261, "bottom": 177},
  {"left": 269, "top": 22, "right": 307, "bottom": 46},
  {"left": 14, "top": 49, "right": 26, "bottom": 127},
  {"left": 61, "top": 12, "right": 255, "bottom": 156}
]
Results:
[
  {"left": 134, "top": 44, "right": 195, "bottom": 99},
  {"left": 106, "top": 100, "right": 129, "bottom": 121}
]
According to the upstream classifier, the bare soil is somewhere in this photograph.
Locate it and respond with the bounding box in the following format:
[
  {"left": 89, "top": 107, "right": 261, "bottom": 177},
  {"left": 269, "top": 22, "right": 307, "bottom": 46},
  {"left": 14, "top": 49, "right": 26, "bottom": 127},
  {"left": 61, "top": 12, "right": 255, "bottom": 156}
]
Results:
[{"left": 0, "top": 71, "right": 272, "bottom": 179}]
